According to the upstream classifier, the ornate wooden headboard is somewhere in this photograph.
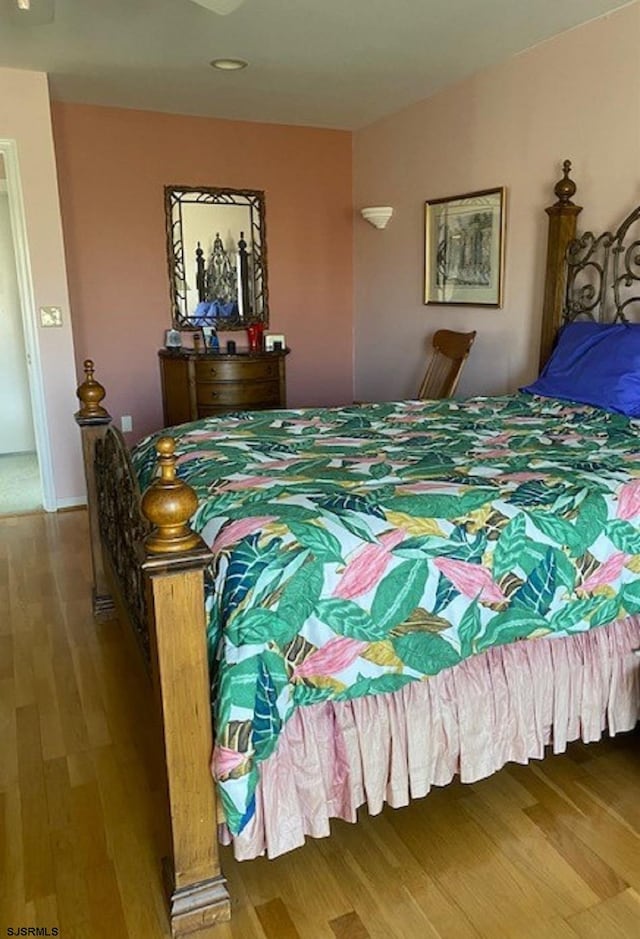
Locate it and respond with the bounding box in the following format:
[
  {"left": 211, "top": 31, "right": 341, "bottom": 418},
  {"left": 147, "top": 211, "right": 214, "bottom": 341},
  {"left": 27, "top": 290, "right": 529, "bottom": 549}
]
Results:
[{"left": 540, "top": 160, "right": 640, "bottom": 369}]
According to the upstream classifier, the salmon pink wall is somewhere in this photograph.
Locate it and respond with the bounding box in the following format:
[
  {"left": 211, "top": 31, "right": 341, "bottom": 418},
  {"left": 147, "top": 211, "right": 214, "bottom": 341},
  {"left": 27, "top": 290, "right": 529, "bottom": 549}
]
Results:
[
  {"left": 353, "top": 4, "right": 640, "bottom": 403},
  {"left": 51, "top": 103, "right": 353, "bottom": 440}
]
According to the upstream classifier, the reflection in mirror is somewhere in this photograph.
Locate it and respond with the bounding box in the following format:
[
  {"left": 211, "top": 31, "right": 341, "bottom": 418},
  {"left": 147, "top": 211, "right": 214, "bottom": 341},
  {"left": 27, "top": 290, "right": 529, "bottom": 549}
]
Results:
[{"left": 165, "top": 186, "right": 269, "bottom": 330}]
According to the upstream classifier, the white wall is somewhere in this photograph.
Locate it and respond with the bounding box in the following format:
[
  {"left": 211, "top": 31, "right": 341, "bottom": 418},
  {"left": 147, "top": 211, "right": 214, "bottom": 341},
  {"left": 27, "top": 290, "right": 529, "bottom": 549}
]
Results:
[
  {"left": 0, "top": 68, "right": 83, "bottom": 506},
  {"left": 0, "top": 191, "right": 35, "bottom": 453},
  {"left": 353, "top": 4, "right": 640, "bottom": 402}
]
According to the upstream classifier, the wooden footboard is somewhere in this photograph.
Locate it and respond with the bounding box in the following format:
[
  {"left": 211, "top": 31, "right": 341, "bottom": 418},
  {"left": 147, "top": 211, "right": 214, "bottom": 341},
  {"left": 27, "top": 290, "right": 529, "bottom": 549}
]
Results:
[{"left": 75, "top": 361, "right": 230, "bottom": 936}]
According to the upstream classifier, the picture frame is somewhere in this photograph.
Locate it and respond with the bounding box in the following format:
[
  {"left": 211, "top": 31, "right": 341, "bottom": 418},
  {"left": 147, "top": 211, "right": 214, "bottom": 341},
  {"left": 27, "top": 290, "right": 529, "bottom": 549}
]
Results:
[
  {"left": 265, "top": 333, "right": 286, "bottom": 352},
  {"left": 424, "top": 187, "right": 506, "bottom": 307}
]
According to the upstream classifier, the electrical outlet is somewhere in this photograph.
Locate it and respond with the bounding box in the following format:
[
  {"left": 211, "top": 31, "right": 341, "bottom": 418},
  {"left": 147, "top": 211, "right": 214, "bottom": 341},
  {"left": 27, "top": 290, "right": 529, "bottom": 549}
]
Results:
[
  {"left": 121, "top": 415, "right": 133, "bottom": 433},
  {"left": 40, "top": 306, "right": 63, "bottom": 327}
]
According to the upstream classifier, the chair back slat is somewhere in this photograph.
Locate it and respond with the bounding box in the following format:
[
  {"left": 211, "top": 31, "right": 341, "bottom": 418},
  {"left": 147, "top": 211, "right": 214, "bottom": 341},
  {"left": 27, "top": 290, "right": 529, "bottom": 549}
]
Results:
[{"left": 417, "top": 329, "right": 476, "bottom": 400}]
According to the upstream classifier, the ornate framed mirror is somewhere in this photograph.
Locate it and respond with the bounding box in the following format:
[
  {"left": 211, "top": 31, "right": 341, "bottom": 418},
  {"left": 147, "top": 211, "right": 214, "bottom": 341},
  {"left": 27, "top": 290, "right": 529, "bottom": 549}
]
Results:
[{"left": 165, "top": 186, "right": 269, "bottom": 330}]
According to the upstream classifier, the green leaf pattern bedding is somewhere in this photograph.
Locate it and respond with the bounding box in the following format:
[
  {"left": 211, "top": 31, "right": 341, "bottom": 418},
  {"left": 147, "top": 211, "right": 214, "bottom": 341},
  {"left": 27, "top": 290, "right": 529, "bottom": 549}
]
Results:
[{"left": 131, "top": 394, "right": 640, "bottom": 836}]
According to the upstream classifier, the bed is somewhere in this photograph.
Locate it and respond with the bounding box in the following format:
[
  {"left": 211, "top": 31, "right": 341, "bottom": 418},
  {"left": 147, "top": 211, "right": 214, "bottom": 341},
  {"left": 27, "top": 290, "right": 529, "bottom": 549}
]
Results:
[{"left": 74, "top": 162, "right": 640, "bottom": 937}]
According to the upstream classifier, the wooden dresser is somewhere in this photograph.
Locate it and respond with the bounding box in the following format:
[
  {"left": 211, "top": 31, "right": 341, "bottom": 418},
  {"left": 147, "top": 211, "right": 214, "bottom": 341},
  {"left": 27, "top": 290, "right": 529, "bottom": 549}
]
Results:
[{"left": 158, "top": 347, "right": 289, "bottom": 426}]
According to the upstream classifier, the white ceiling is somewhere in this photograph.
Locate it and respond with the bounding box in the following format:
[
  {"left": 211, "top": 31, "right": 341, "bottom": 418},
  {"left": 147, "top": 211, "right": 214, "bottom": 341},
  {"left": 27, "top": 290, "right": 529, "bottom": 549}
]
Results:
[{"left": 0, "top": 0, "right": 634, "bottom": 129}]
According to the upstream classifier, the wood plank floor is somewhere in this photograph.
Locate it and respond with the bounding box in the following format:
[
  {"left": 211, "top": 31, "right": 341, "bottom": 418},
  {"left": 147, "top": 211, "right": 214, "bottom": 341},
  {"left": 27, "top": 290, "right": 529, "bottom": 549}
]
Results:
[{"left": 1, "top": 510, "right": 640, "bottom": 938}]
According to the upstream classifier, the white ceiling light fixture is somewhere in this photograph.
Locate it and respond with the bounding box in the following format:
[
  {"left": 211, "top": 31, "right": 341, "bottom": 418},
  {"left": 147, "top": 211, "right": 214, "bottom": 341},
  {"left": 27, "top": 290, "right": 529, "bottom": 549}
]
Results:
[
  {"left": 189, "top": 0, "right": 247, "bottom": 14},
  {"left": 361, "top": 206, "right": 393, "bottom": 230},
  {"left": 210, "top": 58, "right": 249, "bottom": 71}
]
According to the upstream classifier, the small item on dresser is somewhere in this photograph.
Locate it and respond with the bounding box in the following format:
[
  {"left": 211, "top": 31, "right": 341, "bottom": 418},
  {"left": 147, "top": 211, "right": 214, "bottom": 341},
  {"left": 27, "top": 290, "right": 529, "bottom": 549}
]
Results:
[
  {"left": 226, "top": 340, "right": 237, "bottom": 354},
  {"left": 246, "top": 322, "right": 265, "bottom": 352},
  {"left": 165, "top": 328, "right": 182, "bottom": 350},
  {"left": 265, "top": 332, "right": 286, "bottom": 352},
  {"left": 208, "top": 328, "right": 220, "bottom": 353},
  {"left": 193, "top": 331, "right": 203, "bottom": 353}
]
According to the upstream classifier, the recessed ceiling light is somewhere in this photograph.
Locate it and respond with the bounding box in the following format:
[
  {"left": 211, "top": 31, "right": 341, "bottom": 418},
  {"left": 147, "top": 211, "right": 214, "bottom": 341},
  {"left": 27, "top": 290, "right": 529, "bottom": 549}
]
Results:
[
  {"left": 192, "top": 0, "right": 246, "bottom": 13},
  {"left": 210, "top": 58, "right": 249, "bottom": 71}
]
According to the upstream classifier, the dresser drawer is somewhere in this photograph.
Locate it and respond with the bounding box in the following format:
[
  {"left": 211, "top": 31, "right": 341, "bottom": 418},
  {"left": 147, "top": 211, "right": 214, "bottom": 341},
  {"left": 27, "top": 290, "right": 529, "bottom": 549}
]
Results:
[
  {"left": 195, "top": 358, "right": 279, "bottom": 383},
  {"left": 196, "top": 380, "right": 281, "bottom": 407}
]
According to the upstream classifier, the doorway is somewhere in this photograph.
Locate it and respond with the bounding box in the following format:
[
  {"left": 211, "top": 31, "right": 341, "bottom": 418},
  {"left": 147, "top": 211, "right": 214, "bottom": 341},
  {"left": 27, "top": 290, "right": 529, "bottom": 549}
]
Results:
[{"left": 0, "top": 144, "right": 55, "bottom": 514}]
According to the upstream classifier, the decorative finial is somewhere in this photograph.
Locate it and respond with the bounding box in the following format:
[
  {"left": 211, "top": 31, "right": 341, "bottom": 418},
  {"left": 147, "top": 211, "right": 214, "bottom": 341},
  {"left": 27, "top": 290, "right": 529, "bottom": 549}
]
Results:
[
  {"left": 554, "top": 159, "right": 577, "bottom": 206},
  {"left": 76, "top": 359, "right": 108, "bottom": 418},
  {"left": 141, "top": 437, "right": 202, "bottom": 554}
]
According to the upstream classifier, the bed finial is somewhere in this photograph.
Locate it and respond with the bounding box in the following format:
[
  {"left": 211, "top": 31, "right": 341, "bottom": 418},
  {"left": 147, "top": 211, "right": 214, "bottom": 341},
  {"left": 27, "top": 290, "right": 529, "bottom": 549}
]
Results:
[
  {"left": 553, "top": 159, "right": 577, "bottom": 207},
  {"left": 76, "top": 359, "right": 109, "bottom": 419},
  {"left": 141, "top": 436, "right": 203, "bottom": 554},
  {"left": 540, "top": 161, "right": 582, "bottom": 372}
]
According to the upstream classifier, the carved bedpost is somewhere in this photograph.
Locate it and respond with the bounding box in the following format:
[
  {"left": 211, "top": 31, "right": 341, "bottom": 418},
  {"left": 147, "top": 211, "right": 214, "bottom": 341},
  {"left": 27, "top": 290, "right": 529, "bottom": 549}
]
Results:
[
  {"left": 539, "top": 160, "right": 583, "bottom": 371},
  {"left": 75, "top": 359, "right": 116, "bottom": 619},
  {"left": 195, "top": 242, "right": 206, "bottom": 303},
  {"left": 140, "top": 437, "right": 230, "bottom": 937},
  {"left": 238, "top": 231, "right": 250, "bottom": 318}
]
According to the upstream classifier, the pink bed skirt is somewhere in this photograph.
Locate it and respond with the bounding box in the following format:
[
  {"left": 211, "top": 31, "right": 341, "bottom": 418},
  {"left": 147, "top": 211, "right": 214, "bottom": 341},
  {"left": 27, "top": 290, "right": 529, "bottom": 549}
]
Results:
[{"left": 219, "top": 617, "right": 640, "bottom": 860}]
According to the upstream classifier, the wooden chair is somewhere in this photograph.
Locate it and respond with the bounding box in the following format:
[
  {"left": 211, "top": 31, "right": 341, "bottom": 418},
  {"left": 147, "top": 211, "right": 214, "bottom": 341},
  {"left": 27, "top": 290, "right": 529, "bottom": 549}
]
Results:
[{"left": 417, "top": 329, "right": 477, "bottom": 400}]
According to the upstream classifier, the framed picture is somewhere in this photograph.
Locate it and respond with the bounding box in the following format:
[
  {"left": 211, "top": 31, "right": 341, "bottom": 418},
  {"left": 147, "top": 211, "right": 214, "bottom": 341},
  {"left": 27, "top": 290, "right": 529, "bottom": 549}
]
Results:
[
  {"left": 424, "top": 187, "right": 506, "bottom": 307},
  {"left": 265, "top": 333, "right": 286, "bottom": 351}
]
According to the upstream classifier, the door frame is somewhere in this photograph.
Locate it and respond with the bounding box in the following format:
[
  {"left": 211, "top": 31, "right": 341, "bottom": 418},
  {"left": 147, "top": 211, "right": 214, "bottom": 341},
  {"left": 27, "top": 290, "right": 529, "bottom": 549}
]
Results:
[{"left": 1, "top": 138, "right": 56, "bottom": 511}]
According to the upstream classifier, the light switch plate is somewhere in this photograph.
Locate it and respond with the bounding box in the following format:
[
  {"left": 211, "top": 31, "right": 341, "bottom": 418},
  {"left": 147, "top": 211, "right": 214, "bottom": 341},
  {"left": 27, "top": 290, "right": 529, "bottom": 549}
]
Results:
[{"left": 40, "top": 306, "right": 63, "bottom": 327}]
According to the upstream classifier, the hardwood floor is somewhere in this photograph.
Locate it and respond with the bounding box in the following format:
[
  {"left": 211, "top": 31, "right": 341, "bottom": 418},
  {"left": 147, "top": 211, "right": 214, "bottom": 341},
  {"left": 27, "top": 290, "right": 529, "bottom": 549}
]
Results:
[{"left": 1, "top": 509, "right": 639, "bottom": 938}]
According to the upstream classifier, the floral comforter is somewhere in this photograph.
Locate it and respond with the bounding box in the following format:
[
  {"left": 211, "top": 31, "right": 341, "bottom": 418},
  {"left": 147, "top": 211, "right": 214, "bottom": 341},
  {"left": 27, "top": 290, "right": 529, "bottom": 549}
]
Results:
[{"left": 132, "top": 394, "right": 640, "bottom": 836}]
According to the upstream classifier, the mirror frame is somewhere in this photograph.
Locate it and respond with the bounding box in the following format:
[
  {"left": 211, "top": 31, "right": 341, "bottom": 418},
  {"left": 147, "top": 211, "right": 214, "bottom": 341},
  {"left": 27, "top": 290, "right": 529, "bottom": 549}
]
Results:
[{"left": 164, "top": 185, "right": 270, "bottom": 330}]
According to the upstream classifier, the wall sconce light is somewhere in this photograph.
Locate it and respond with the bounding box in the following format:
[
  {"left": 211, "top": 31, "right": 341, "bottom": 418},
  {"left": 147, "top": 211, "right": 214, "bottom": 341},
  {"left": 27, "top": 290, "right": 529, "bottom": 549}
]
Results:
[{"left": 360, "top": 206, "right": 393, "bottom": 230}]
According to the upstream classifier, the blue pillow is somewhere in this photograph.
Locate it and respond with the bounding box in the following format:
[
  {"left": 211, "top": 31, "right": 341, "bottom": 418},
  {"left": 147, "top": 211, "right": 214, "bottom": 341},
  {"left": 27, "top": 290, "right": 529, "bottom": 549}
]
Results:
[{"left": 522, "top": 321, "right": 640, "bottom": 417}]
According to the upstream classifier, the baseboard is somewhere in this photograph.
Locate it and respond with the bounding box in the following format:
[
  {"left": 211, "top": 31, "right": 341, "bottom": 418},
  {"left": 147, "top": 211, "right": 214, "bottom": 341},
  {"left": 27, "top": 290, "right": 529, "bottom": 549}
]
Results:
[{"left": 56, "top": 496, "right": 87, "bottom": 511}]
